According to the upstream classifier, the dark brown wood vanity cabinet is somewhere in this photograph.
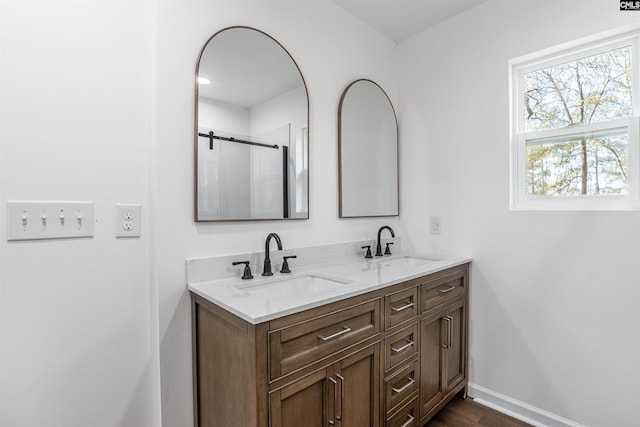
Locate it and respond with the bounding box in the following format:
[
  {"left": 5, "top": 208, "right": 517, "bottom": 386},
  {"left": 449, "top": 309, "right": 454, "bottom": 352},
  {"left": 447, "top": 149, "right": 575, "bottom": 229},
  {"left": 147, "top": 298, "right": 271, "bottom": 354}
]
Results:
[
  {"left": 191, "top": 263, "right": 468, "bottom": 427},
  {"left": 419, "top": 267, "right": 468, "bottom": 423}
]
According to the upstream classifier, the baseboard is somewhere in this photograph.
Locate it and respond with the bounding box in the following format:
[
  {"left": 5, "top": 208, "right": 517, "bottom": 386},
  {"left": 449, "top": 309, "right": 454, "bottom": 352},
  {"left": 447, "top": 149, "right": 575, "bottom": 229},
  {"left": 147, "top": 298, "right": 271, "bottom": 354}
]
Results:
[{"left": 467, "top": 383, "right": 586, "bottom": 427}]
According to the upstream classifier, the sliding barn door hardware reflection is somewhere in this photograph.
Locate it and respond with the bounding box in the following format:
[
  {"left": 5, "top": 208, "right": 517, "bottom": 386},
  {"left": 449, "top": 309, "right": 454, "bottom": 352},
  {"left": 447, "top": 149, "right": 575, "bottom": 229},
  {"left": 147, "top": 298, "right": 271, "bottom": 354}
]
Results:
[{"left": 198, "top": 131, "right": 279, "bottom": 150}]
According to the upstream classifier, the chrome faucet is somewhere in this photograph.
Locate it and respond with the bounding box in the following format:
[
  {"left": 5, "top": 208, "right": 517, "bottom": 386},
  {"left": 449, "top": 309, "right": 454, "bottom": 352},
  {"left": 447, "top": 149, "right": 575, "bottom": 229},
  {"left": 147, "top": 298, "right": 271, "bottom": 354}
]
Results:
[
  {"left": 262, "top": 233, "right": 283, "bottom": 276},
  {"left": 375, "top": 225, "right": 395, "bottom": 257}
]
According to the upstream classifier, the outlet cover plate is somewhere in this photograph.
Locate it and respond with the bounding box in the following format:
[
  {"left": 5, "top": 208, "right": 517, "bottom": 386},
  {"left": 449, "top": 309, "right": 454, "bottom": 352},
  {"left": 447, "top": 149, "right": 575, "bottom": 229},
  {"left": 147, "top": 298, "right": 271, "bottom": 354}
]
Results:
[{"left": 116, "top": 204, "right": 141, "bottom": 238}]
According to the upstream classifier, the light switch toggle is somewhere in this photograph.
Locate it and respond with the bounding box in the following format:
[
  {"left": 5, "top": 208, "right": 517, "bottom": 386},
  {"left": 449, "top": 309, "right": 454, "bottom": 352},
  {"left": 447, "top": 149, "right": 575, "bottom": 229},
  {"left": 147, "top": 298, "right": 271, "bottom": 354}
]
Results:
[{"left": 7, "top": 201, "right": 94, "bottom": 241}]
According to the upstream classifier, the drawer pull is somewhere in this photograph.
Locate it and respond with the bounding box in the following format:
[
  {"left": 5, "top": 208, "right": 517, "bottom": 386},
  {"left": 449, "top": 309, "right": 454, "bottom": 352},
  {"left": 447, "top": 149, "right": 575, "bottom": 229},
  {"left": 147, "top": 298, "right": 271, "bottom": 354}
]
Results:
[
  {"left": 400, "top": 414, "right": 415, "bottom": 427},
  {"left": 392, "top": 377, "right": 415, "bottom": 395},
  {"left": 391, "top": 340, "right": 414, "bottom": 354},
  {"left": 438, "top": 286, "right": 456, "bottom": 294},
  {"left": 391, "top": 302, "right": 414, "bottom": 313},
  {"left": 318, "top": 326, "right": 351, "bottom": 341}
]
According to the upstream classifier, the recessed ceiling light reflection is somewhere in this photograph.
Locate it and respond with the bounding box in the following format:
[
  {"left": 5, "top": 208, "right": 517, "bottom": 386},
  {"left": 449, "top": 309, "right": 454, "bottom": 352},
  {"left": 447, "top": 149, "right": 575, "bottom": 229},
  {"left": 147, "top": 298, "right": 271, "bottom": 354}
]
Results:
[{"left": 197, "top": 77, "right": 210, "bottom": 85}]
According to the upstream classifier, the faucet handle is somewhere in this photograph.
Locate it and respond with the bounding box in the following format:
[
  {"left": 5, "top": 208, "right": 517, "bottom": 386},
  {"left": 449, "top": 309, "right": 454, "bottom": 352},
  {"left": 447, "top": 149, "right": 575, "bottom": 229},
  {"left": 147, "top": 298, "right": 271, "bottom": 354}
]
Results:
[
  {"left": 384, "top": 242, "right": 394, "bottom": 256},
  {"left": 281, "top": 255, "right": 297, "bottom": 273},
  {"left": 232, "top": 261, "right": 254, "bottom": 280},
  {"left": 361, "top": 245, "right": 373, "bottom": 259}
]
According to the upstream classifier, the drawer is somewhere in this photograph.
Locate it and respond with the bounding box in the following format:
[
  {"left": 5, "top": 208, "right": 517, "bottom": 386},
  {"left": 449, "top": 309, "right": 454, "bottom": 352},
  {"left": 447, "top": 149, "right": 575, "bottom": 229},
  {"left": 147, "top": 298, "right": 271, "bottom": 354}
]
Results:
[
  {"left": 385, "top": 395, "right": 419, "bottom": 427},
  {"left": 384, "top": 287, "right": 418, "bottom": 329},
  {"left": 384, "top": 322, "right": 418, "bottom": 371},
  {"left": 269, "top": 298, "right": 381, "bottom": 381},
  {"left": 421, "top": 266, "right": 467, "bottom": 313},
  {"left": 384, "top": 359, "right": 419, "bottom": 415}
]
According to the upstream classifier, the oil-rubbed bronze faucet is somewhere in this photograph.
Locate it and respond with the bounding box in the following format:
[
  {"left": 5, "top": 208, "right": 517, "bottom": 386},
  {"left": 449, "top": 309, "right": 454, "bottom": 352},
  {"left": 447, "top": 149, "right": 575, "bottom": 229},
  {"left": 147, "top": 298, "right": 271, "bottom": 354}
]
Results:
[
  {"left": 262, "top": 233, "right": 283, "bottom": 276},
  {"left": 375, "top": 226, "right": 395, "bottom": 257},
  {"left": 232, "top": 260, "right": 254, "bottom": 280}
]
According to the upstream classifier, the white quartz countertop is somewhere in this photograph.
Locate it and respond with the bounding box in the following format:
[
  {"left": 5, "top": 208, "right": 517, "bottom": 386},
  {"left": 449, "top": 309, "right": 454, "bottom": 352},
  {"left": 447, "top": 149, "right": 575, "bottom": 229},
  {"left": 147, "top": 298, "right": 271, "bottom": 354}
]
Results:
[{"left": 188, "top": 253, "right": 470, "bottom": 324}]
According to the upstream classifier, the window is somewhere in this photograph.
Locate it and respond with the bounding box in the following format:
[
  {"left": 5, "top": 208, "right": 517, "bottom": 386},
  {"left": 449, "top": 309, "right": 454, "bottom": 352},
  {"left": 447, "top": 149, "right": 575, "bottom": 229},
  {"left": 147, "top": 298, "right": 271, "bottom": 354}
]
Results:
[{"left": 510, "top": 30, "right": 640, "bottom": 210}]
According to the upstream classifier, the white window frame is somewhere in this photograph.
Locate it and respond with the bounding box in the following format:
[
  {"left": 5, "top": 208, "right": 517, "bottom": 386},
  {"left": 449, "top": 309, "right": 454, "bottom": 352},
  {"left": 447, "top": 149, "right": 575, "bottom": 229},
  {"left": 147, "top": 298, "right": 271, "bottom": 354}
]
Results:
[{"left": 510, "top": 30, "right": 640, "bottom": 211}]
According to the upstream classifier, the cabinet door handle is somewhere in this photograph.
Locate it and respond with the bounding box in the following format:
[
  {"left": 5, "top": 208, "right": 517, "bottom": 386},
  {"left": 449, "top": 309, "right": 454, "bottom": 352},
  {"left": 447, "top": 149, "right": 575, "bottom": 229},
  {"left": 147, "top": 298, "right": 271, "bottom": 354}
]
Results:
[
  {"left": 391, "top": 301, "right": 414, "bottom": 313},
  {"left": 329, "top": 377, "right": 337, "bottom": 425},
  {"left": 438, "top": 286, "right": 456, "bottom": 294},
  {"left": 400, "top": 414, "right": 415, "bottom": 427},
  {"left": 392, "top": 377, "right": 415, "bottom": 395},
  {"left": 391, "top": 339, "right": 414, "bottom": 354},
  {"left": 318, "top": 326, "right": 351, "bottom": 341},
  {"left": 442, "top": 316, "right": 449, "bottom": 348},
  {"left": 443, "top": 316, "right": 452, "bottom": 348},
  {"left": 336, "top": 374, "right": 344, "bottom": 421}
]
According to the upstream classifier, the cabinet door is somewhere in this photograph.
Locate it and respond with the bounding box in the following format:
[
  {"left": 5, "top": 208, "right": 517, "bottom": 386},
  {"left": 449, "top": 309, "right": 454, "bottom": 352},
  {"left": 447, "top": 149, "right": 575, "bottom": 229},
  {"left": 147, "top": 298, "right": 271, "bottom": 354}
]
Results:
[
  {"left": 443, "top": 299, "right": 466, "bottom": 393},
  {"left": 419, "top": 310, "right": 445, "bottom": 419},
  {"left": 270, "top": 344, "right": 380, "bottom": 427},
  {"left": 419, "top": 298, "right": 467, "bottom": 421},
  {"left": 336, "top": 343, "right": 381, "bottom": 427},
  {"left": 269, "top": 369, "right": 329, "bottom": 427}
]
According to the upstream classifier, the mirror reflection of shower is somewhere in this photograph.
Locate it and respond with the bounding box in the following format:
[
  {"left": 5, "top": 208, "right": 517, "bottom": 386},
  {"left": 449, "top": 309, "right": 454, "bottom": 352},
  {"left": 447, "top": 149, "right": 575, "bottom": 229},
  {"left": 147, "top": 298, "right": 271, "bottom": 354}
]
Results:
[
  {"left": 195, "top": 26, "right": 309, "bottom": 221},
  {"left": 198, "top": 124, "right": 308, "bottom": 220}
]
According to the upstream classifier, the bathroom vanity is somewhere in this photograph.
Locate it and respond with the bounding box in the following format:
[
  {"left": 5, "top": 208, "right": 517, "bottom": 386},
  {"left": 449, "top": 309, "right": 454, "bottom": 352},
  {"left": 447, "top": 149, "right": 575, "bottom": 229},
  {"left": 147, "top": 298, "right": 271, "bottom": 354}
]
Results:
[{"left": 189, "top": 247, "right": 469, "bottom": 427}]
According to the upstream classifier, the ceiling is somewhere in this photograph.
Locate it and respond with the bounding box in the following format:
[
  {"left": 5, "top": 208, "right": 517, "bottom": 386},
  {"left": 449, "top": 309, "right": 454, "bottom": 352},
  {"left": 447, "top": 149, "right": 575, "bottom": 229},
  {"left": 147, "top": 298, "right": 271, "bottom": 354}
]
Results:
[{"left": 330, "top": 0, "right": 487, "bottom": 43}]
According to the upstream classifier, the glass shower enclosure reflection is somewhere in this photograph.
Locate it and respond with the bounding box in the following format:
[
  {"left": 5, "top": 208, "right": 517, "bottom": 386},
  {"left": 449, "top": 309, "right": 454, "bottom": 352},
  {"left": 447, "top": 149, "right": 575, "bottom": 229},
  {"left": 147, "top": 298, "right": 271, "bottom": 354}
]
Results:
[{"left": 197, "top": 124, "right": 307, "bottom": 220}]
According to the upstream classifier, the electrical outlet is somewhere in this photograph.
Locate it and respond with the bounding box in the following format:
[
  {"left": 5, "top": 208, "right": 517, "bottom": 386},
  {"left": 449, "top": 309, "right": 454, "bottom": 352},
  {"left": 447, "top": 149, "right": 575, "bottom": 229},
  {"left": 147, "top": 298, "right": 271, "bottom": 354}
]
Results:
[
  {"left": 116, "top": 204, "right": 141, "bottom": 238},
  {"left": 7, "top": 201, "right": 94, "bottom": 240},
  {"left": 429, "top": 216, "right": 442, "bottom": 235}
]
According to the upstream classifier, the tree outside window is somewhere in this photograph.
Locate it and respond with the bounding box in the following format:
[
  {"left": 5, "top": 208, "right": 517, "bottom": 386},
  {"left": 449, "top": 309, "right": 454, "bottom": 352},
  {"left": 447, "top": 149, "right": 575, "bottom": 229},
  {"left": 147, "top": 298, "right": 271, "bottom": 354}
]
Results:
[
  {"left": 510, "top": 32, "right": 640, "bottom": 210},
  {"left": 524, "top": 46, "right": 632, "bottom": 197}
]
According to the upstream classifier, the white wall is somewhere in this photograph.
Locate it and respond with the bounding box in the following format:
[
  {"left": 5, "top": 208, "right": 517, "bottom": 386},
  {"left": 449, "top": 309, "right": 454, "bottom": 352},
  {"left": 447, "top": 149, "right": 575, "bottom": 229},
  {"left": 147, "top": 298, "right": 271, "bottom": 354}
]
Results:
[
  {"left": 0, "top": 2, "right": 398, "bottom": 426},
  {"left": 198, "top": 97, "right": 250, "bottom": 135},
  {"left": 154, "top": 2, "right": 398, "bottom": 426},
  {"left": 398, "top": 1, "right": 640, "bottom": 426},
  {"left": 6, "top": 2, "right": 634, "bottom": 427},
  {"left": 0, "top": 1, "right": 160, "bottom": 427}
]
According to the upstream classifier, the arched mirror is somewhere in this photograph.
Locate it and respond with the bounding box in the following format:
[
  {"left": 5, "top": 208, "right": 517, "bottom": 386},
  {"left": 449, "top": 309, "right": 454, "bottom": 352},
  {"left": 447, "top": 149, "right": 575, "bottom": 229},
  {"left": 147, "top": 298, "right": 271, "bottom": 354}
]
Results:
[
  {"left": 338, "top": 79, "right": 398, "bottom": 217},
  {"left": 195, "top": 27, "right": 309, "bottom": 221}
]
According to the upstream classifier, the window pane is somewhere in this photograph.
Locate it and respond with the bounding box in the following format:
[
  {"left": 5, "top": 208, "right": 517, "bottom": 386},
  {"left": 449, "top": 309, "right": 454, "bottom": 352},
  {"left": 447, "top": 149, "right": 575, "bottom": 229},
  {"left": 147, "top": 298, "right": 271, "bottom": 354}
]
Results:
[
  {"left": 524, "top": 46, "right": 632, "bottom": 132},
  {"left": 526, "top": 128, "right": 628, "bottom": 196}
]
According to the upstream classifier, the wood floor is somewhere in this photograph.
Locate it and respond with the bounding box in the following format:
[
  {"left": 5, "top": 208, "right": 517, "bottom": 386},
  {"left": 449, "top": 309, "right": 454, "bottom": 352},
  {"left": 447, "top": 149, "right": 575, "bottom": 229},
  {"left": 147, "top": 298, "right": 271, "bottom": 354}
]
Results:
[{"left": 425, "top": 397, "right": 533, "bottom": 427}]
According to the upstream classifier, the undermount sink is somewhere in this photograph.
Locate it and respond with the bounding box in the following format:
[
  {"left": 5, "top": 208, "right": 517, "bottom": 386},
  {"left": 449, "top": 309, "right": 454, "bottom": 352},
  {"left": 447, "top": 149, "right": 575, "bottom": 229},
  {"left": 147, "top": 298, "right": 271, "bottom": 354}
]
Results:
[
  {"left": 372, "top": 255, "right": 440, "bottom": 268},
  {"left": 235, "top": 273, "right": 351, "bottom": 298}
]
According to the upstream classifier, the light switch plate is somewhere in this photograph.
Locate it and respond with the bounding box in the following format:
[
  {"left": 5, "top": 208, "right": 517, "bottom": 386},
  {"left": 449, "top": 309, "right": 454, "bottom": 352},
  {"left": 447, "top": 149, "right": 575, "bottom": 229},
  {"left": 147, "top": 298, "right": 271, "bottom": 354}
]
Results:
[
  {"left": 429, "top": 216, "right": 442, "bottom": 235},
  {"left": 116, "top": 204, "right": 141, "bottom": 238},
  {"left": 7, "top": 201, "right": 94, "bottom": 241}
]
